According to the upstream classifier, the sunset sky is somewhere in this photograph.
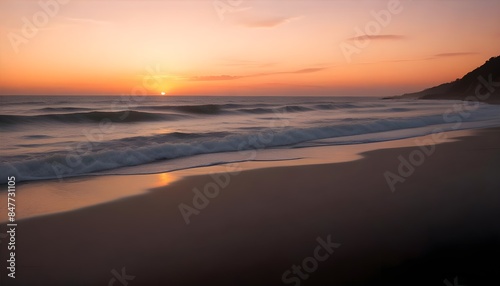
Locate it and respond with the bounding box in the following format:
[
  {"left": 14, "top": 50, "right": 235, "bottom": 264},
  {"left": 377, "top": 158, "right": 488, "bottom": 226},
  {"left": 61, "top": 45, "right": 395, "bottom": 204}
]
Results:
[{"left": 1, "top": 0, "right": 499, "bottom": 96}]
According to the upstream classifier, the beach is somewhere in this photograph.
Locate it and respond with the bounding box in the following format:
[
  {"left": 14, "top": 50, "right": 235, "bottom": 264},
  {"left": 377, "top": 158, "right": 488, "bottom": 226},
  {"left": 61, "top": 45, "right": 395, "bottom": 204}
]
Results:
[
  {"left": 2, "top": 0, "right": 499, "bottom": 284},
  {"left": 1, "top": 127, "right": 499, "bottom": 286}
]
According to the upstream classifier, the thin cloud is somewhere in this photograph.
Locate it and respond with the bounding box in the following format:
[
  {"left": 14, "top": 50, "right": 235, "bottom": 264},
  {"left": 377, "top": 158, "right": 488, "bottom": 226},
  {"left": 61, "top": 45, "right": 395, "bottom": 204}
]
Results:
[
  {"left": 433, "top": 52, "right": 479, "bottom": 58},
  {"left": 357, "top": 52, "right": 480, "bottom": 65},
  {"left": 287, "top": 68, "right": 327, "bottom": 74},
  {"left": 189, "top": 67, "right": 329, "bottom": 81},
  {"left": 190, "top": 75, "right": 243, "bottom": 81},
  {"left": 238, "top": 16, "right": 301, "bottom": 28},
  {"left": 347, "top": 34, "right": 405, "bottom": 41},
  {"left": 252, "top": 67, "right": 328, "bottom": 77}
]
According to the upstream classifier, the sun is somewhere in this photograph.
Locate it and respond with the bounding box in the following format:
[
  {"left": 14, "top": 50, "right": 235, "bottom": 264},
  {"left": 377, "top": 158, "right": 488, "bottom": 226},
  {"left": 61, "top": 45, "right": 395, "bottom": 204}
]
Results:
[{"left": 160, "top": 91, "right": 166, "bottom": 96}]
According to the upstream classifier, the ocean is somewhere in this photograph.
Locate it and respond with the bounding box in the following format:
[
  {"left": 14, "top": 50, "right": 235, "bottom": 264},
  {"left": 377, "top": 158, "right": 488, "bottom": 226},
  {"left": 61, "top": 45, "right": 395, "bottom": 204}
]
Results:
[{"left": 2, "top": 96, "right": 500, "bottom": 184}]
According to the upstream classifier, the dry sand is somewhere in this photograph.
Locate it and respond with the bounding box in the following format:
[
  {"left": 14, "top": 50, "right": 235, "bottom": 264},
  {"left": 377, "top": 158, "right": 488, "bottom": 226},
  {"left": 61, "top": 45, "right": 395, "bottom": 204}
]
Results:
[{"left": 1, "top": 128, "right": 500, "bottom": 286}]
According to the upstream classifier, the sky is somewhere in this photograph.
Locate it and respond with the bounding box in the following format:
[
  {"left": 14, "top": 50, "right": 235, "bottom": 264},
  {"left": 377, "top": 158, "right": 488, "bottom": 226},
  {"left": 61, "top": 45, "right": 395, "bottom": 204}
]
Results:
[{"left": 0, "top": 0, "right": 499, "bottom": 96}]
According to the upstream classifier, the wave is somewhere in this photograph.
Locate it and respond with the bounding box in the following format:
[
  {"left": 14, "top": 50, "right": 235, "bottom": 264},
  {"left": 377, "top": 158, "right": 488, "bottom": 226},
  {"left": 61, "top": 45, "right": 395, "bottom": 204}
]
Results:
[
  {"left": 1, "top": 103, "right": 343, "bottom": 127},
  {"left": 3, "top": 97, "right": 500, "bottom": 184},
  {"left": 0, "top": 110, "right": 181, "bottom": 126},
  {"left": 4, "top": 110, "right": 500, "bottom": 184},
  {"left": 143, "top": 103, "right": 242, "bottom": 111},
  {"left": 236, "top": 105, "right": 313, "bottom": 114},
  {"left": 21, "top": 134, "right": 53, "bottom": 139},
  {"left": 172, "top": 104, "right": 223, "bottom": 115},
  {"left": 168, "top": 104, "right": 314, "bottom": 115},
  {"left": 36, "top": 107, "right": 93, "bottom": 112},
  {"left": 155, "top": 104, "right": 314, "bottom": 115}
]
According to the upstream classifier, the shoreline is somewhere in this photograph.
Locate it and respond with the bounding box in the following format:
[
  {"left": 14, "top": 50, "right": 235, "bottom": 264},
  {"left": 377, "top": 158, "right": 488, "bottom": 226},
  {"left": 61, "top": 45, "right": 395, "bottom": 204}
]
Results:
[
  {"left": 0, "top": 128, "right": 474, "bottom": 223},
  {"left": 1, "top": 127, "right": 499, "bottom": 285}
]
